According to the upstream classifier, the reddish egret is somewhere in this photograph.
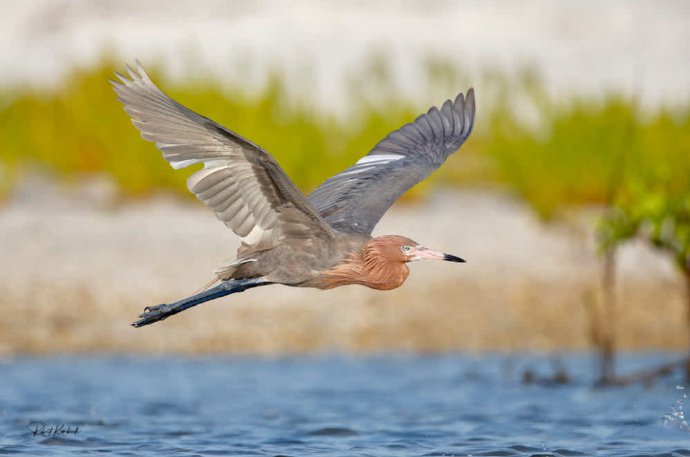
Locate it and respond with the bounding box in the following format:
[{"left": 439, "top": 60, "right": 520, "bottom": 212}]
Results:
[{"left": 112, "top": 62, "right": 475, "bottom": 327}]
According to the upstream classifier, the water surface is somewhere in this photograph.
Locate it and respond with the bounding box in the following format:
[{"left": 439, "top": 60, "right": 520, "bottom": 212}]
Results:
[{"left": 1, "top": 354, "right": 689, "bottom": 456}]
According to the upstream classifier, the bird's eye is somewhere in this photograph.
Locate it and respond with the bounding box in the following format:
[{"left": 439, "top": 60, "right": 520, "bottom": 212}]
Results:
[{"left": 401, "top": 245, "right": 412, "bottom": 252}]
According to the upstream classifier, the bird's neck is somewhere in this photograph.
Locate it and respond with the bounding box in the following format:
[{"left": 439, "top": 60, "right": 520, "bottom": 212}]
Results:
[{"left": 318, "top": 241, "right": 410, "bottom": 290}]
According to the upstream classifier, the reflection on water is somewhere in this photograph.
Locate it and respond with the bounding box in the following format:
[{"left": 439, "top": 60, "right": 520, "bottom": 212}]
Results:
[{"left": 1, "top": 354, "right": 689, "bottom": 456}]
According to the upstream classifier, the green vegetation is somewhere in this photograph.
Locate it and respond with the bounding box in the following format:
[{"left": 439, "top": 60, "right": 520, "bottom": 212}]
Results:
[
  {"left": 485, "top": 85, "right": 690, "bottom": 219},
  {"left": 1, "top": 57, "right": 688, "bottom": 213},
  {"left": 597, "top": 179, "right": 690, "bottom": 381},
  {"left": 0, "top": 57, "right": 424, "bottom": 200}
]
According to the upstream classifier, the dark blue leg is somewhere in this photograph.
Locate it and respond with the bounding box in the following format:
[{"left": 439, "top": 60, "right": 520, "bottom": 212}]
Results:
[{"left": 132, "top": 278, "right": 270, "bottom": 327}]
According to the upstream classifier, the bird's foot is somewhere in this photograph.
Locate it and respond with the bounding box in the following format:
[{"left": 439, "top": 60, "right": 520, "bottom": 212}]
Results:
[
  {"left": 131, "top": 278, "right": 270, "bottom": 328},
  {"left": 132, "top": 303, "right": 173, "bottom": 328}
]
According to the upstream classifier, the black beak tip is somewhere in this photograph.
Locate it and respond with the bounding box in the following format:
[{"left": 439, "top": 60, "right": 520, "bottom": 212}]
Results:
[{"left": 443, "top": 254, "right": 466, "bottom": 263}]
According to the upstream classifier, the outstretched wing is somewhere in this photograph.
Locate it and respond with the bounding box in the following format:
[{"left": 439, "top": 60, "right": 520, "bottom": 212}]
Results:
[
  {"left": 112, "top": 62, "right": 333, "bottom": 251},
  {"left": 307, "top": 89, "right": 475, "bottom": 235}
]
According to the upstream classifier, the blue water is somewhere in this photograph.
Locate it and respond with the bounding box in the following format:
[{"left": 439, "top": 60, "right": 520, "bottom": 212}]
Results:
[{"left": 1, "top": 354, "right": 689, "bottom": 456}]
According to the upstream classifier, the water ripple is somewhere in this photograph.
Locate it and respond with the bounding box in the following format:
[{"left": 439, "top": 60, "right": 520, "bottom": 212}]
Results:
[{"left": 1, "top": 354, "right": 689, "bottom": 456}]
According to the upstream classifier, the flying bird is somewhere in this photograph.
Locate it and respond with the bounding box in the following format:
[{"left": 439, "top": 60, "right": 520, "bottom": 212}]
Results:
[{"left": 112, "top": 62, "right": 475, "bottom": 327}]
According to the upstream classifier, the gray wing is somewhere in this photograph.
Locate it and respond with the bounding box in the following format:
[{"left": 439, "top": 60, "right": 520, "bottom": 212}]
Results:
[
  {"left": 112, "top": 62, "right": 334, "bottom": 251},
  {"left": 307, "top": 89, "right": 475, "bottom": 235}
]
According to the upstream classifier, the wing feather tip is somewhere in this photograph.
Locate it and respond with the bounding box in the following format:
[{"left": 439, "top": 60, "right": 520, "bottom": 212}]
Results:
[{"left": 463, "top": 87, "right": 476, "bottom": 136}]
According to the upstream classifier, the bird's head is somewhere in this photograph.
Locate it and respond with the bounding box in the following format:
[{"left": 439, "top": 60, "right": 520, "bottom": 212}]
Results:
[{"left": 367, "top": 235, "right": 465, "bottom": 264}]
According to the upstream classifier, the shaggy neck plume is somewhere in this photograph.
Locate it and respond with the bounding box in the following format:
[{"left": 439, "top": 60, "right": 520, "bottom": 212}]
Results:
[{"left": 319, "top": 236, "right": 410, "bottom": 290}]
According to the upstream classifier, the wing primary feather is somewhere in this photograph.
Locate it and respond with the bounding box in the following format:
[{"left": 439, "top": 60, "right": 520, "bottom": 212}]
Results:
[
  {"left": 426, "top": 107, "right": 445, "bottom": 141},
  {"left": 307, "top": 88, "right": 476, "bottom": 235},
  {"left": 440, "top": 100, "right": 454, "bottom": 137},
  {"left": 463, "top": 88, "right": 476, "bottom": 137}
]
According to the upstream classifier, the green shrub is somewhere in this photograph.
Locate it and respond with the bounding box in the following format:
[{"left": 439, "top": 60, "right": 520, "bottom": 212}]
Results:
[{"left": 1, "top": 56, "right": 688, "bottom": 217}]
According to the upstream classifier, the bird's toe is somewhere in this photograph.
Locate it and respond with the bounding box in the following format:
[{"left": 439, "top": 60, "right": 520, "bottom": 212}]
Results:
[
  {"left": 132, "top": 303, "right": 170, "bottom": 327},
  {"left": 140, "top": 303, "right": 165, "bottom": 316}
]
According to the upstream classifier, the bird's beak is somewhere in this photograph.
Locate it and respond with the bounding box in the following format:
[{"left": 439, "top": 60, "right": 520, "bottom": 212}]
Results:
[{"left": 413, "top": 246, "right": 466, "bottom": 263}]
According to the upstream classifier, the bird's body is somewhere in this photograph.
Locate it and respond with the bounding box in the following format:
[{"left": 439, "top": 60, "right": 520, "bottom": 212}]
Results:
[
  {"left": 225, "top": 231, "right": 369, "bottom": 287},
  {"left": 112, "top": 62, "right": 475, "bottom": 327},
  {"left": 219, "top": 233, "right": 414, "bottom": 290}
]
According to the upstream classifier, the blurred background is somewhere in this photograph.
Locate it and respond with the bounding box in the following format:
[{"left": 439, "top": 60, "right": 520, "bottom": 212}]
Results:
[{"left": 1, "top": 0, "right": 689, "bottom": 377}]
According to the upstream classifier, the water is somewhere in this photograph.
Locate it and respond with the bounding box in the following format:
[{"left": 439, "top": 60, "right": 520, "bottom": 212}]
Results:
[{"left": 1, "top": 354, "right": 689, "bottom": 456}]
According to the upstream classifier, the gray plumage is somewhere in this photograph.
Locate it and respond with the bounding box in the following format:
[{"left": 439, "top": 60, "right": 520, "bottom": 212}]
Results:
[{"left": 308, "top": 90, "right": 475, "bottom": 235}]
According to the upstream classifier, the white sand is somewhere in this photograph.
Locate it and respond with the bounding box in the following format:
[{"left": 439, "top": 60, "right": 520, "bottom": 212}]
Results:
[{"left": 1, "top": 177, "right": 685, "bottom": 355}]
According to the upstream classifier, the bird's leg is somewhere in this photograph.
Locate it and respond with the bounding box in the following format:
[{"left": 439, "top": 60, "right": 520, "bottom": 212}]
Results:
[{"left": 132, "top": 278, "right": 269, "bottom": 328}]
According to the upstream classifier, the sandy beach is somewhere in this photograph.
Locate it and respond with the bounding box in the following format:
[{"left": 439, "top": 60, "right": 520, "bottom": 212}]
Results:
[{"left": 1, "top": 177, "right": 685, "bottom": 355}]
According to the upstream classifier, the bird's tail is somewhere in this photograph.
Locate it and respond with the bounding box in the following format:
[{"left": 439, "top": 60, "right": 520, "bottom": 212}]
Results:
[{"left": 132, "top": 278, "right": 270, "bottom": 328}]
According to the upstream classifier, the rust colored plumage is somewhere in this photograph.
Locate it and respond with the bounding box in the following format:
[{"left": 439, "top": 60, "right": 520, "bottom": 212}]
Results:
[
  {"left": 111, "top": 62, "right": 475, "bottom": 327},
  {"left": 318, "top": 236, "right": 413, "bottom": 290}
]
